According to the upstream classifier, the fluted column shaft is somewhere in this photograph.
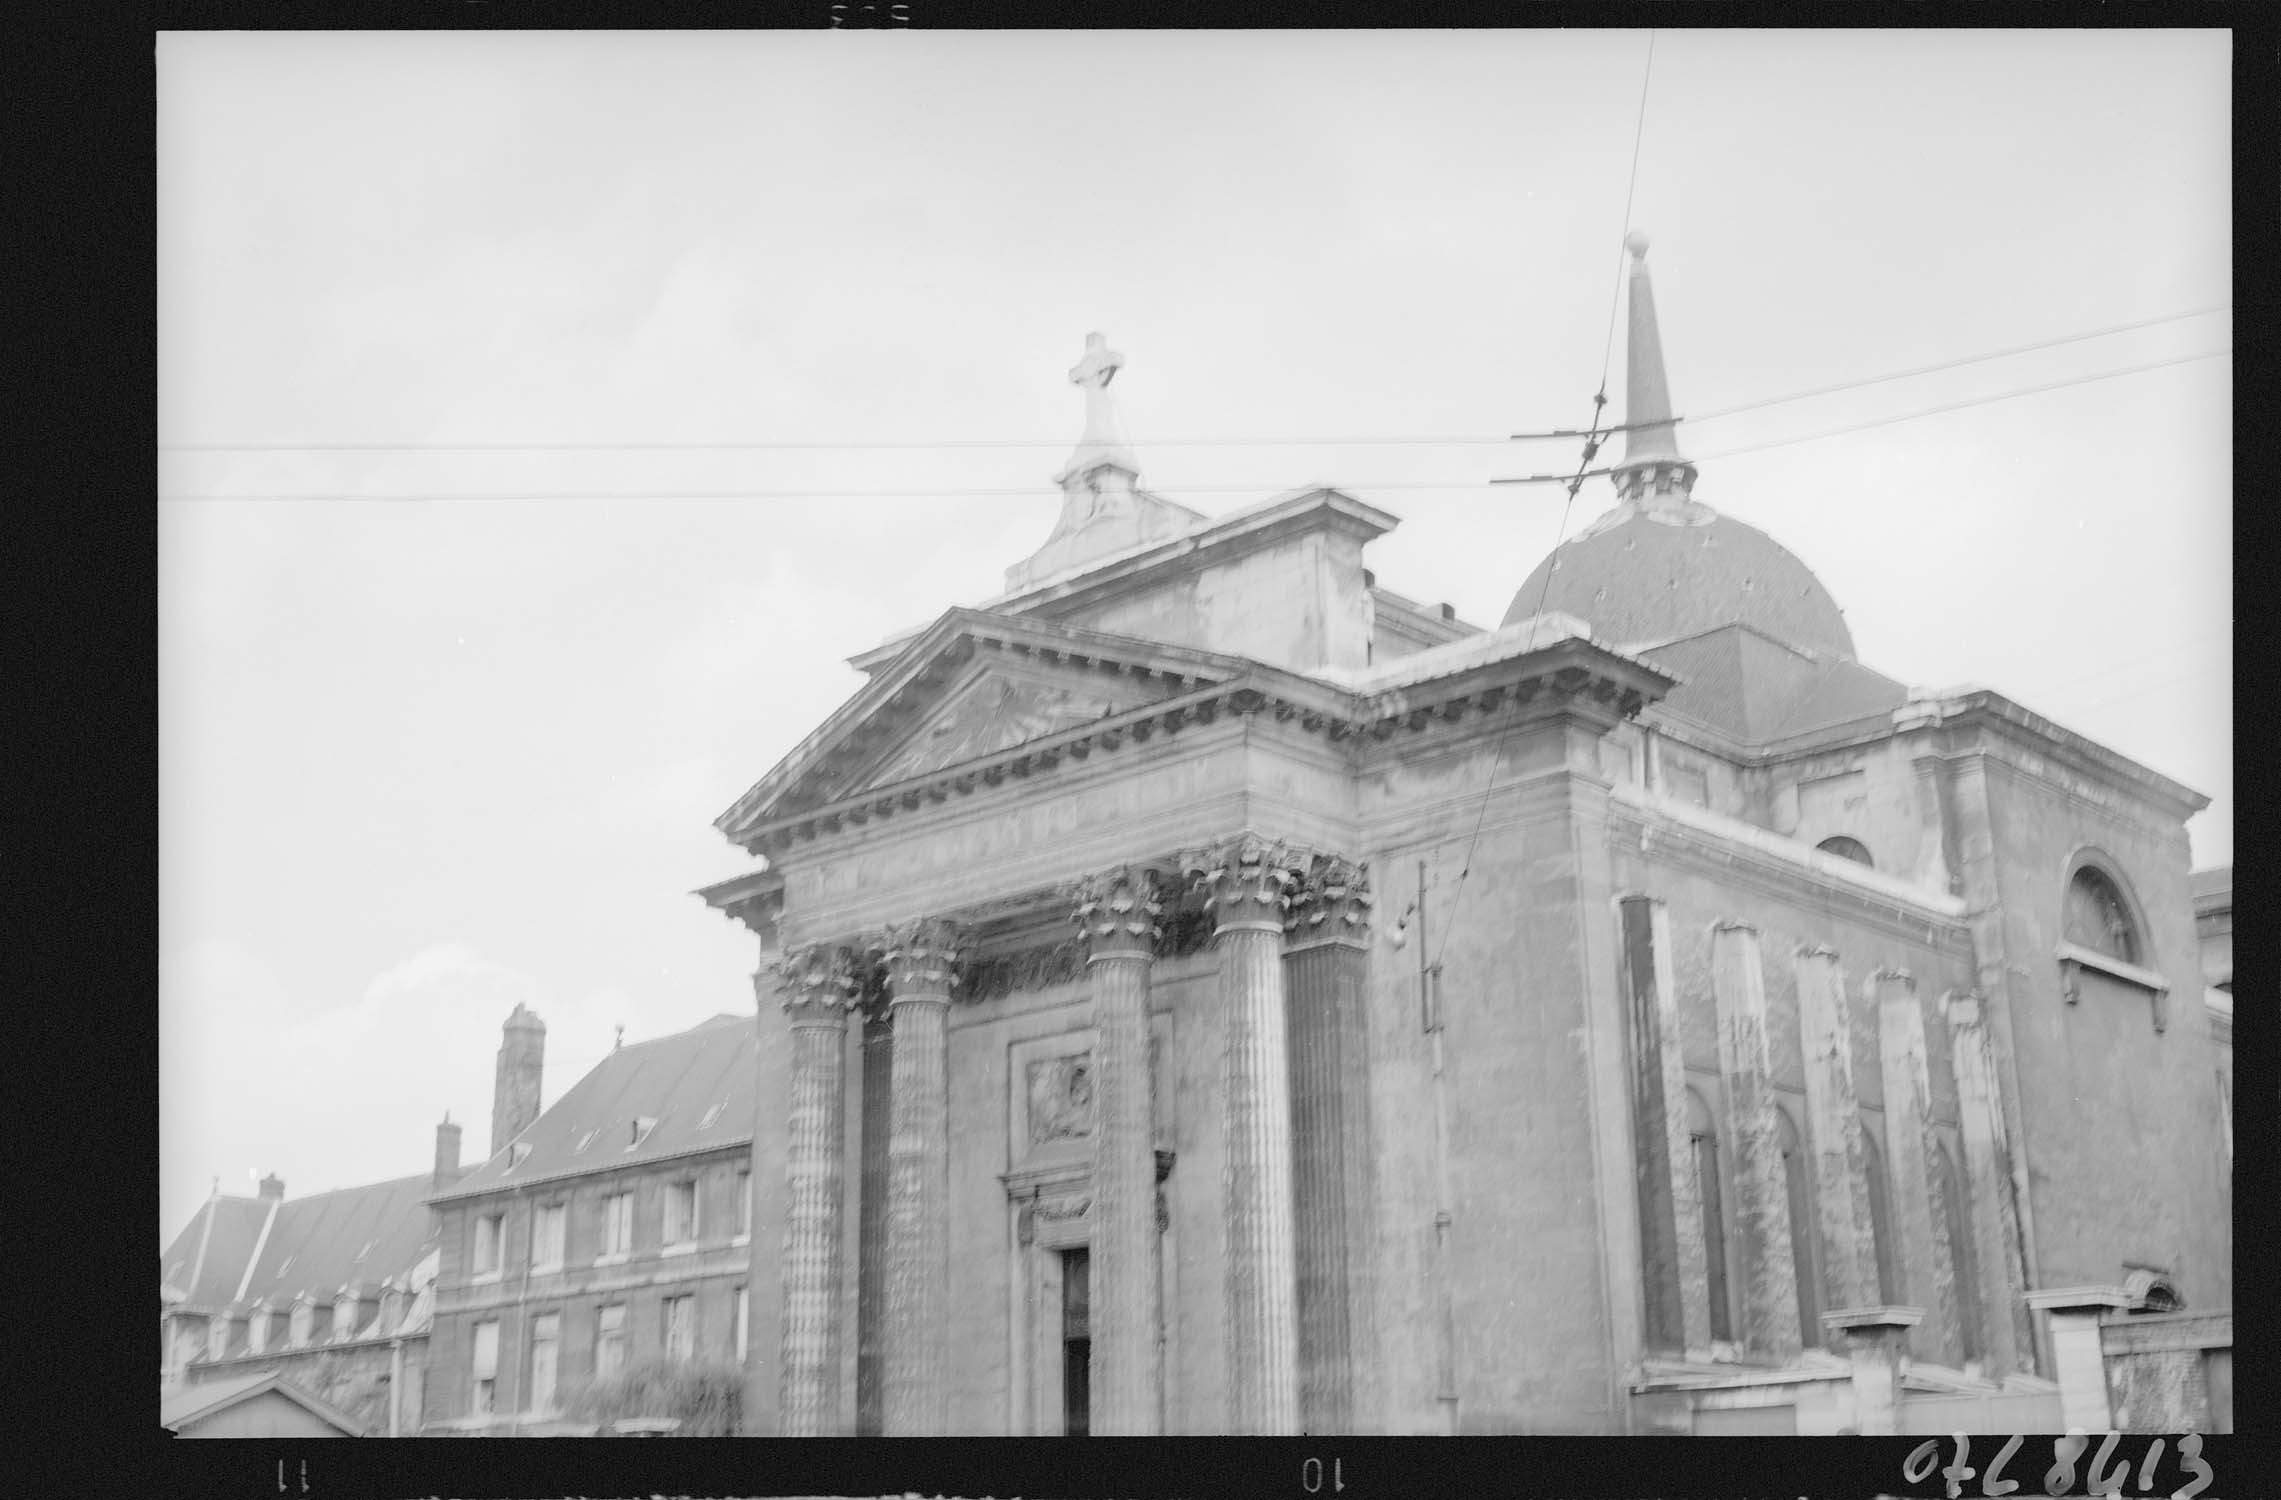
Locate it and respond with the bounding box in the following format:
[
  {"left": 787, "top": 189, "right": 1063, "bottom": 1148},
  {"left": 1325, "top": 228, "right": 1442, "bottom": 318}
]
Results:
[
  {"left": 1284, "top": 859, "right": 1372, "bottom": 1434},
  {"left": 1709, "top": 922, "right": 1802, "bottom": 1358},
  {"left": 1188, "top": 835, "right": 1304, "bottom": 1435},
  {"left": 1874, "top": 969, "right": 1957, "bottom": 1364},
  {"left": 1074, "top": 868, "right": 1164, "bottom": 1435},
  {"left": 1944, "top": 993, "right": 2032, "bottom": 1376},
  {"left": 881, "top": 920, "right": 962, "bottom": 1436},
  {"left": 1794, "top": 946, "right": 1882, "bottom": 1322},
  {"left": 777, "top": 946, "right": 859, "bottom": 1435}
]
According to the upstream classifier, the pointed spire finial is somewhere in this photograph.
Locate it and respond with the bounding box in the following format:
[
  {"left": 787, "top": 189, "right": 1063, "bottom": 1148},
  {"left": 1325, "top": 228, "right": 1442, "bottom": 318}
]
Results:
[{"left": 1613, "top": 230, "right": 1698, "bottom": 506}]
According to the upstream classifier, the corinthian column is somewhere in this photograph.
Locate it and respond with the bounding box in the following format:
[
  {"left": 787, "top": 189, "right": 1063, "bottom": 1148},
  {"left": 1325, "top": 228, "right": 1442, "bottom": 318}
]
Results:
[
  {"left": 1283, "top": 857, "right": 1373, "bottom": 1434},
  {"left": 775, "top": 944, "right": 860, "bottom": 1435},
  {"left": 1073, "top": 867, "right": 1165, "bottom": 1435},
  {"left": 1185, "top": 833, "right": 1307, "bottom": 1434},
  {"left": 879, "top": 919, "right": 964, "bottom": 1435}
]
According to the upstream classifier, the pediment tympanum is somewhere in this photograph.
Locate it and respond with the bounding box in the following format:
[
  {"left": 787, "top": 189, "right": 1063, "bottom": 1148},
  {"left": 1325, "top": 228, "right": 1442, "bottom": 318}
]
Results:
[{"left": 846, "top": 668, "right": 1148, "bottom": 794}]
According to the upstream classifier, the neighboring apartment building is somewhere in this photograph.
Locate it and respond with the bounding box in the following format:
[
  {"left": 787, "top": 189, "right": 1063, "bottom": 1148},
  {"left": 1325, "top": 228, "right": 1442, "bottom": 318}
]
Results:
[
  {"left": 159, "top": 1161, "right": 445, "bottom": 1436},
  {"left": 420, "top": 1011, "right": 757, "bottom": 1430}
]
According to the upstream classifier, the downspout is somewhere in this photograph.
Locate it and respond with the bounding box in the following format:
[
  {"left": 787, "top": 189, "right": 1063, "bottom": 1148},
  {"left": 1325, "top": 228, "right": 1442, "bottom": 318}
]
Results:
[{"left": 1419, "top": 862, "right": 1459, "bottom": 1432}]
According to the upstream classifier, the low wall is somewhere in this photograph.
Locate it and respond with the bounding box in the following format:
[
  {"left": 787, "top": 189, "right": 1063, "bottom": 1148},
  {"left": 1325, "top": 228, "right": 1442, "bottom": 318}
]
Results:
[{"left": 2102, "top": 1310, "right": 2231, "bottom": 1433}]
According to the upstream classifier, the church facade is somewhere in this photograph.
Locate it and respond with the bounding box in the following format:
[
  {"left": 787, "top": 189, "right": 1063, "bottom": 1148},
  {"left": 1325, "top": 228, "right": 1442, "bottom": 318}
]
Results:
[{"left": 679, "top": 246, "right": 2230, "bottom": 1437}]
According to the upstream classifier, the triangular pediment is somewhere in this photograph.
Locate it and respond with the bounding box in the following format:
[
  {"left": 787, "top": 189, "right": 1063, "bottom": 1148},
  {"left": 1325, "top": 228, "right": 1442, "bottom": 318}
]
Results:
[
  {"left": 715, "top": 609, "right": 1261, "bottom": 842},
  {"left": 834, "top": 661, "right": 1160, "bottom": 797}
]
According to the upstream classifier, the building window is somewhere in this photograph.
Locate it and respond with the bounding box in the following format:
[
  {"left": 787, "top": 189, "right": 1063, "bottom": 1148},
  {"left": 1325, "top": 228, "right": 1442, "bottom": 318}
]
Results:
[
  {"left": 1685, "top": 1087, "right": 1733, "bottom": 1344},
  {"left": 533, "top": 1203, "right": 566, "bottom": 1271},
  {"left": 528, "top": 1313, "right": 561, "bottom": 1415},
  {"left": 1776, "top": 1105, "right": 1821, "bottom": 1348},
  {"left": 247, "top": 1305, "right": 268, "bottom": 1355},
  {"left": 737, "top": 1167, "right": 752, "bottom": 1237},
  {"left": 664, "top": 1180, "right": 699, "bottom": 1247},
  {"left": 471, "top": 1319, "right": 500, "bottom": 1416},
  {"left": 1816, "top": 835, "right": 1874, "bottom": 868},
  {"left": 601, "top": 1192, "right": 633, "bottom": 1258},
  {"left": 1862, "top": 1127, "right": 1899, "bottom": 1303},
  {"left": 2064, "top": 865, "right": 2141, "bottom": 965},
  {"left": 1061, "top": 1248, "right": 1091, "bottom": 1436},
  {"left": 595, "top": 1304, "right": 627, "bottom": 1379},
  {"left": 735, "top": 1285, "right": 750, "bottom": 1365},
  {"left": 334, "top": 1298, "right": 358, "bottom": 1341},
  {"left": 289, "top": 1301, "right": 313, "bottom": 1348},
  {"left": 1934, "top": 1141, "right": 1981, "bottom": 1365},
  {"left": 473, "top": 1211, "right": 504, "bottom": 1277},
  {"left": 663, "top": 1294, "right": 696, "bottom": 1363}
]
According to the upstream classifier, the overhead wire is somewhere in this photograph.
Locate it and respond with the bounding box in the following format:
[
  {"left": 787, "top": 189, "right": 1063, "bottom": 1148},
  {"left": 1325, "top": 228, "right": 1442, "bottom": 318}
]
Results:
[
  {"left": 1430, "top": 29, "right": 1656, "bottom": 976},
  {"left": 155, "top": 304, "right": 2227, "bottom": 458}
]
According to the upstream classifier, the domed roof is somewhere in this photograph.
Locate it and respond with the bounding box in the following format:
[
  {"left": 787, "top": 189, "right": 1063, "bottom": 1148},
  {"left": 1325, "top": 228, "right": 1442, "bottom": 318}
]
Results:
[{"left": 1503, "top": 497, "right": 1856, "bottom": 660}]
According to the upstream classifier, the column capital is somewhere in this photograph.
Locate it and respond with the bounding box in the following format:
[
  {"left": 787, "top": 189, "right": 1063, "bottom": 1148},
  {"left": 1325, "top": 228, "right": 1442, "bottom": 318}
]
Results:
[
  {"left": 1183, "top": 832, "right": 1310, "bottom": 935},
  {"left": 881, "top": 918, "right": 967, "bottom": 1001},
  {"left": 1796, "top": 942, "right": 1842, "bottom": 962},
  {"left": 772, "top": 944, "right": 862, "bottom": 1023},
  {"left": 1942, "top": 989, "right": 1987, "bottom": 1029},
  {"left": 1072, "top": 866, "right": 1164, "bottom": 963},
  {"left": 1870, "top": 966, "right": 1917, "bottom": 993},
  {"left": 1284, "top": 857, "right": 1372, "bottom": 950}
]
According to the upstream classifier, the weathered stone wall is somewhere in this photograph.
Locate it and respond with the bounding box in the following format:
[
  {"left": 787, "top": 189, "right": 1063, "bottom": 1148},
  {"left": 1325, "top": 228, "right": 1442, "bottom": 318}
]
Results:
[
  {"left": 1757, "top": 732, "right": 1956, "bottom": 896},
  {"left": 191, "top": 1336, "right": 422, "bottom": 1435},
  {"left": 2103, "top": 1310, "right": 2231, "bottom": 1432},
  {"left": 1049, "top": 528, "right": 1373, "bottom": 673},
  {"left": 1967, "top": 746, "right": 2231, "bottom": 1310}
]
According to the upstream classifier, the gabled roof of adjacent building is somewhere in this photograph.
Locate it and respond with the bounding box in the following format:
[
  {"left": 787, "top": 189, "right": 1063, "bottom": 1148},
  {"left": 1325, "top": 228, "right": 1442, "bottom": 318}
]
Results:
[
  {"left": 161, "top": 1193, "right": 279, "bottom": 1311},
  {"left": 228, "top": 1175, "right": 438, "bottom": 1309},
  {"left": 433, "top": 1012, "right": 754, "bottom": 1203},
  {"left": 161, "top": 1368, "right": 368, "bottom": 1436}
]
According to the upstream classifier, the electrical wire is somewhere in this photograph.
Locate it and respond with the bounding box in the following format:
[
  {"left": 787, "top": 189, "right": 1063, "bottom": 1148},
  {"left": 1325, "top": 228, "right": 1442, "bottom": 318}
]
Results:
[
  {"left": 155, "top": 302, "right": 2226, "bottom": 458},
  {"left": 1486, "top": 346, "right": 2228, "bottom": 485},
  {"left": 1429, "top": 32, "right": 1655, "bottom": 975}
]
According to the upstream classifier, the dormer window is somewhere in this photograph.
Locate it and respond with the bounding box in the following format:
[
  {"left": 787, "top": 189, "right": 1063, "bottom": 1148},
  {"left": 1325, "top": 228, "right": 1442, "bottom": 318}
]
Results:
[
  {"left": 289, "top": 1300, "right": 313, "bottom": 1347},
  {"left": 628, "top": 1116, "right": 659, "bottom": 1151},
  {"left": 247, "top": 1305, "right": 269, "bottom": 1355},
  {"left": 574, "top": 1128, "right": 598, "bottom": 1154},
  {"left": 698, "top": 1102, "right": 725, "bottom": 1130},
  {"left": 508, "top": 1142, "right": 534, "bottom": 1170}
]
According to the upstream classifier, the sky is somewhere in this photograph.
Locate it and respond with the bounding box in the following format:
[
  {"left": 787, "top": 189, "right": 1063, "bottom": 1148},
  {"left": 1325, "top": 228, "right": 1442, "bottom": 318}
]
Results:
[{"left": 158, "top": 29, "right": 2232, "bottom": 1241}]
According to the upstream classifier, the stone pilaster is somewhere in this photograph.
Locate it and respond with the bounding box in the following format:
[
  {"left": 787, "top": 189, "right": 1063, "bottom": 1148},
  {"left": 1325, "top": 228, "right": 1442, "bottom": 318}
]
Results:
[
  {"left": 1619, "top": 897, "right": 1713, "bottom": 1357},
  {"left": 1943, "top": 992, "right": 2033, "bottom": 1377},
  {"left": 878, "top": 919, "right": 964, "bottom": 1436},
  {"left": 774, "top": 944, "right": 861, "bottom": 1435},
  {"left": 1283, "top": 857, "right": 1373, "bottom": 1434},
  {"left": 1793, "top": 946, "right": 1881, "bottom": 1326},
  {"left": 1186, "top": 833, "right": 1307, "bottom": 1434},
  {"left": 1072, "top": 867, "right": 1165, "bottom": 1436},
  {"left": 1873, "top": 970, "right": 1960, "bottom": 1365},
  {"left": 2026, "top": 1287, "right": 2131, "bottom": 1432},
  {"left": 1709, "top": 923, "right": 1803, "bottom": 1358}
]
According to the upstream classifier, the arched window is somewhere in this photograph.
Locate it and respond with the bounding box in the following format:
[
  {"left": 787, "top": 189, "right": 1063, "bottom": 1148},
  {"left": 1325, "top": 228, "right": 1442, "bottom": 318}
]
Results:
[
  {"left": 1776, "top": 1105, "right": 1821, "bottom": 1348},
  {"left": 1685, "top": 1087, "right": 1733, "bottom": 1343},
  {"left": 2064, "top": 865, "right": 2141, "bottom": 964},
  {"left": 1861, "top": 1128, "right": 1899, "bottom": 1304},
  {"left": 1933, "top": 1141, "right": 1980, "bottom": 1365},
  {"left": 1817, "top": 835, "right": 1874, "bottom": 869}
]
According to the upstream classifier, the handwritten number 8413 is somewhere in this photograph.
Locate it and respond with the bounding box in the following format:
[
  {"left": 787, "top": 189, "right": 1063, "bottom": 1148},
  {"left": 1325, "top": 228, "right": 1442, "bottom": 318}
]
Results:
[{"left": 1902, "top": 1431, "right": 2210, "bottom": 1499}]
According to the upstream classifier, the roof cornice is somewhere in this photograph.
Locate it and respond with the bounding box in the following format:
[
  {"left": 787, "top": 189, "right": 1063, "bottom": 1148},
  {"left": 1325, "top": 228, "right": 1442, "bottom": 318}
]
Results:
[
  {"left": 1896, "top": 688, "right": 2208, "bottom": 821},
  {"left": 736, "top": 636, "right": 1670, "bottom": 858}
]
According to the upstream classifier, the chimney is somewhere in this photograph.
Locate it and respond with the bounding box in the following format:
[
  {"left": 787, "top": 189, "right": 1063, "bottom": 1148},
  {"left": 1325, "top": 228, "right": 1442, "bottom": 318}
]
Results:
[
  {"left": 432, "top": 1115, "right": 465, "bottom": 1195},
  {"left": 492, "top": 1003, "right": 546, "bottom": 1158},
  {"left": 258, "top": 1173, "right": 285, "bottom": 1201}
]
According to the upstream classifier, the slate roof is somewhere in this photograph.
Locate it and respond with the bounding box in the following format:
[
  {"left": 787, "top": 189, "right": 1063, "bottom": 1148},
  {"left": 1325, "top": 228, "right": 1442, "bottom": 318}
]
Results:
[
  {"left": 1506, "top": 499, "right": 1857, "bottom": 662},
  {"left": 161, "top": 1369, "right": 367, "bottom": 1435},
  {"left": 1639, "top": 623, "right": 1908, "bottom": 747},
  {"left": 161, "top": 1193, "right": 278, "bottom": 1311},
  {"left": 434, "top": 1012, "right": 755, "bottom": 1202}
]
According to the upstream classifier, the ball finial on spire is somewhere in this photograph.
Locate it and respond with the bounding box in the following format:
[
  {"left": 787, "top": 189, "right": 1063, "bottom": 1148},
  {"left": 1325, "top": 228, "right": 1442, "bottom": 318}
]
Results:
[{"left": 1624, "top": 230, "right": 1651, "bottom": 259}]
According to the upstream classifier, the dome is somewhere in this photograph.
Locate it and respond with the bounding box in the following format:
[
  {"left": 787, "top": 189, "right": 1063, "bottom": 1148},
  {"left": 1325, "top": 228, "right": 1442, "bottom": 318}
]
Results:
[{"left": 1503, "top": 498, "right": 1856, "bottom": 660}]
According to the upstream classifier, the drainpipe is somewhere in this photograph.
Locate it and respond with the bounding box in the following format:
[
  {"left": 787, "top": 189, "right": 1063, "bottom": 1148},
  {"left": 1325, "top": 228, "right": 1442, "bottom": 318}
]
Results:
[{"left": 1418, "top": 861, "right": 1459, "bottom": 1433}]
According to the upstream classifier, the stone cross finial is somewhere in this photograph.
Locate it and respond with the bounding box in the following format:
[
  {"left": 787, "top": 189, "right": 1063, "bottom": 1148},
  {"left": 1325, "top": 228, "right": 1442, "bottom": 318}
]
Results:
[{"left": 1068, "top": 331, "right": 1129, "bottom": 456}]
